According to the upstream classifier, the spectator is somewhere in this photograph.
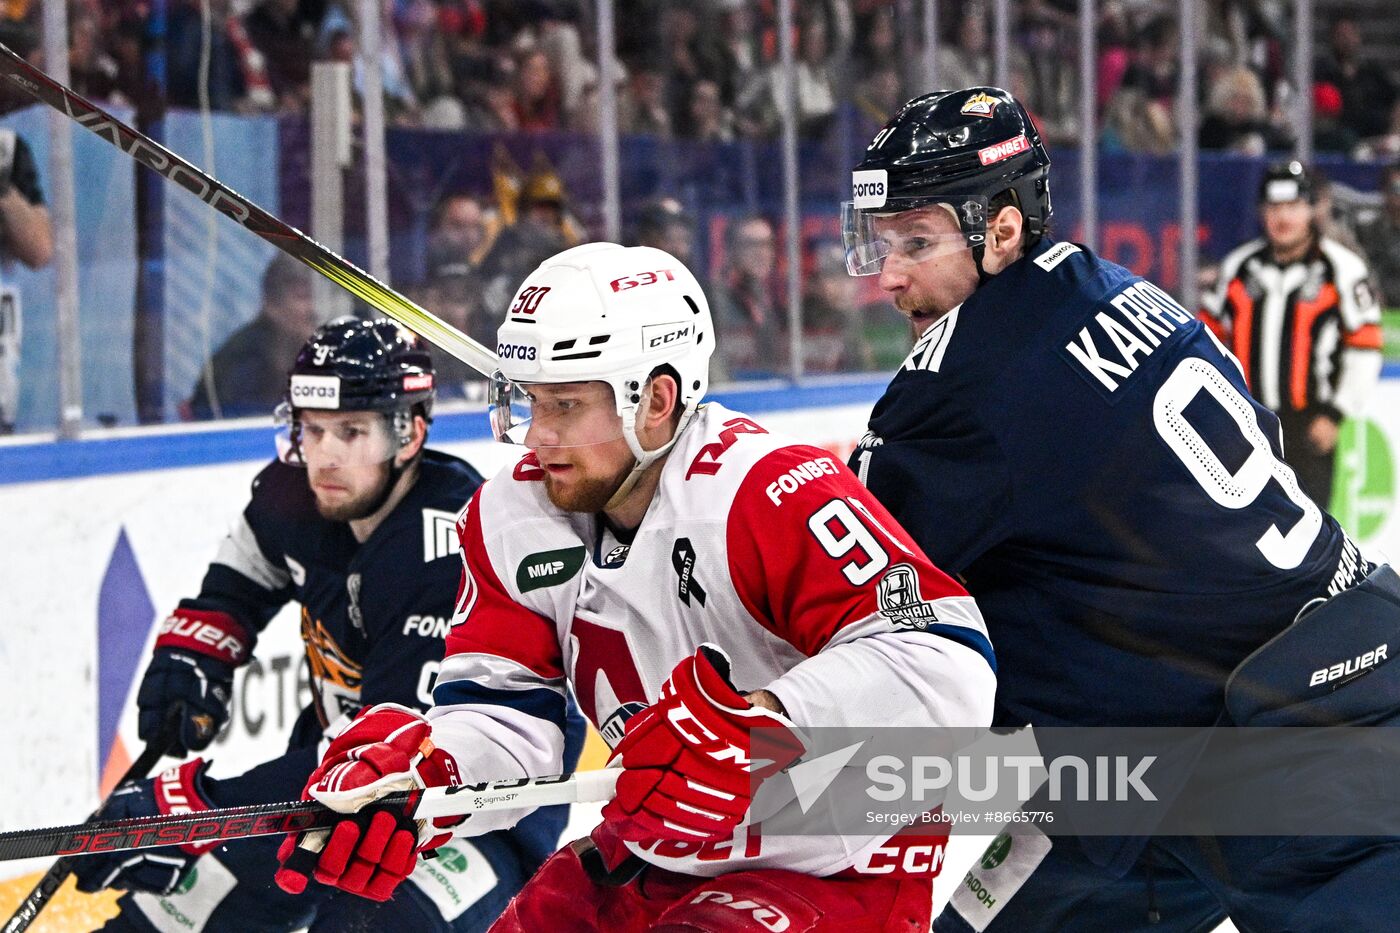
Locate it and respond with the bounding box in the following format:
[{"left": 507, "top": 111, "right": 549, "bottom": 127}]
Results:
[
  {"left": 461, "top": 54, "right": 521, "bottom": 133},
  {"left": 852, "top": 62, "right": 903, "bottom": 135},
  {"left": 1199, "top": 161, "right": 1383, "bottom": 504},
  {"left": 0, "top": 128, "right": 53, "bottom": 434},
  {"left": 682, "top": 78, "right": 734, "bottom": 143},
  {"left": 422, "top": 272, "right": 493, "bottom": 400},
  {"left": 618, "top": 59, "right": 672, "bottom": 138},
  {"left": 478, "top": 169, "right": 571, "bottom": 315},
  {"left": 68, "top": 6, "right": 124, "bottom": 105},
  {"left": 1311, "top": 81, "right": 1360, "bottom": 156},
  {"left": 1198, "top": 65, "right": 1287, "bottom": 154},
  {"left": 939, "top": 3, "right": 991, "bottom": 94},
  {"left": 242, "top": 0, "right": 326, "bottom": 112},
  {"left": 1101, "top": 15, "right": 1178, "bottom": 154},
  {"left": 1356, "top": 160, "right": 1400, "bottom": 306},
  {"left": 188, "top": 253, "right": 318, "bottom": 420},
  {"left": 1315, "top": 13, "right": 1398, "bottom": 142},
  {"left": 713, "top": 1, "right": 759, "bottom": 110},
  {"left": 803, "top": 242, "right": 874, "bottom": 373},
  {"left": 426, "top": 192, "right": 497, "bottom": 282},
  {"left": 633, "top": 197, "right": 695, "bottom": 266},
  {"left": 711, "top": 214, "right": 785, "bottom": 376},
  {"left": 736, "top": 13, "right": 842, "bottom": 138},
  {"left": 513, "top": 47, "right": 562, "bottom": 131}
]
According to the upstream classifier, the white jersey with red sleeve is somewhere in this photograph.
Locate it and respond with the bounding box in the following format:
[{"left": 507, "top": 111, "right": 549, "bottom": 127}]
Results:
[{"left": 428, "top": 402, "right": 996, "bottom": 876}]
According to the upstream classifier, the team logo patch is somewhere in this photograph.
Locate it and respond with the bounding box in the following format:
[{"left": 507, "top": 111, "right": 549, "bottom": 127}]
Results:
[
  {"left": 978, "top": 134, "right": 1030, "bottom": 166},
  {"left": 960, "top": 92, "right": 1000, "bottom": 118},
  {"left": 516, "top": 546, "right": 587, "bottom": 593},
  {"left": 602, "top": 544, "right": 631, "bottom": 568},
  {"left": 672, "top": 538, "right": 708, "bottom": 608},
  {"left": 877, "top": 563, "right": 939, "bottom": 629}
]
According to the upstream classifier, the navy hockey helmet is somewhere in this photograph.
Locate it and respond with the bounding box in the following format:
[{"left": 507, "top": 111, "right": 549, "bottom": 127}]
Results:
[
  {"left": 278, "top": 317, "right": 435, "bottom": 466},
  {"left": 843, "top": 87, "right": 1052, "bottom": 277},
  {"left": 1258, "top": 160, "right": 1316, "bottom": 205}
]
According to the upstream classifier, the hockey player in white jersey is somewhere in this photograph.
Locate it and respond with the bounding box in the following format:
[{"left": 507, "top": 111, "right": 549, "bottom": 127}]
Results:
[{"left": 273, "top": 243, "right": 997, "bottom": 931}]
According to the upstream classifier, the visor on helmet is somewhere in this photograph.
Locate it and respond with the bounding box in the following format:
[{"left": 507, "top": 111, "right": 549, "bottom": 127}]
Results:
[
  {"left": 489, "top": 373, "right": 629, "bottom": 450},
  {"left": 840, "top": 195, "right": 988, "bottom": 276},
  {"left": 275, "top": 403, "right": 411, "bottom": 468}
]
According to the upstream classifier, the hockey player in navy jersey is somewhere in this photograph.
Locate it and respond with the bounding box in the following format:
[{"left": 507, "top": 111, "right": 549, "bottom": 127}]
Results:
[
  {"left": 71, "top": 318, "right": 581, "bottom": 931},
  {"left": 842, "top": 86, "right": 1400, "bottom": 931},
  {"left": 270, "top": 243, "right": 997, "bottom": 931}
]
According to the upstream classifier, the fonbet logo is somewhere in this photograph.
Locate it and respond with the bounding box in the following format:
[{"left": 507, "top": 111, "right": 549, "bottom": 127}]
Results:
[
  {"left": 851, "top": 169, "right": 889, "bottom": 209},
  {"left": 978, "top": 134, "right": 1029, "bottom": 166},
  {"left": 288, "top": 374, "right": 341, "bottom": 409}
]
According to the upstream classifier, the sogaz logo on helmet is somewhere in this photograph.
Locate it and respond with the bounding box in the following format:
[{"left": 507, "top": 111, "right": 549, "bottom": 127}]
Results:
[
  {"left": 289, "top": 374, "right": 341, "bottom": 409},
  {"left": 496, "top": 338, "right": 541, "bottom": 375},
  {"left": 642, "top": 321, "right": 694, "bottom": 350},
  {"left": 852, "top": 169, "right": 888, "bottom": 209}
]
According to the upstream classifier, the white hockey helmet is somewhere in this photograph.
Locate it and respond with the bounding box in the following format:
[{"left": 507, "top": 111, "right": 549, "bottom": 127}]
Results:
[{"left": 490, "top": 242, "right": 713, "bottom": 468}]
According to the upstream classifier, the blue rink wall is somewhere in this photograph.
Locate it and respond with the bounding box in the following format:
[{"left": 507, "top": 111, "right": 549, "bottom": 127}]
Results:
[{"left": 1, "top": 374, "right": 1397, "bottom": 883}]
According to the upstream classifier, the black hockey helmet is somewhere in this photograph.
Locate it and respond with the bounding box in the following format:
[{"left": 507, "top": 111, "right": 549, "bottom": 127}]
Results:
[
  {"left": 843, "top": 87, "right": 1051, "bottom": 277},
  {"left": 278, "top": 317, "right": 435, "bottom": 467},
  {"left": 1258, "top": 160, "right": 1316, "bottom": 205},
  {"left": 287, "top": 316, "right": 436, "bottom": 418}
]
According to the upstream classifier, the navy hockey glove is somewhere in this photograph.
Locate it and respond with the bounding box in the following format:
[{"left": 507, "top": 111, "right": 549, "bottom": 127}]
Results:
[
  {"left": 71, "top": 759, "right": 220, "bottom": 895},
  {"left": 137, "top": 610, "right": 252, "bottom": 756}
]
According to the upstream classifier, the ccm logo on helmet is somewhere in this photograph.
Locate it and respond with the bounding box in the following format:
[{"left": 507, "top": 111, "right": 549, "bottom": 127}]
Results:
[
  {"left": 289, "top": 374, "right": 341, "bottom": 409},
  {"left": 497, "top": 342, "right": 538, "bottom": 361},
  {"left": 978, "top": 134, "right": 1030, "bottom": 166},
  {"left": 643, "top": 322, "right": 694, "bottom": 349}
]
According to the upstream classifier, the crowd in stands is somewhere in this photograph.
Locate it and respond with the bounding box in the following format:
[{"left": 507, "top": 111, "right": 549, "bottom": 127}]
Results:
[{"left": 0, "top": 0, "right": 1392, "bottom": 157}]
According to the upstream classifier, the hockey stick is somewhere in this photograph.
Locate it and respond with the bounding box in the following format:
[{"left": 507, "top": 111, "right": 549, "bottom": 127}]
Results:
[
  {"left": 3, "top": 706, "right": 184, "bottom": 933},
  {"left": 0, "top": 43, "right": 499, "bottom": 378},
  {"left": 0, "top": 770, "right": 619, "bottom": 865}
]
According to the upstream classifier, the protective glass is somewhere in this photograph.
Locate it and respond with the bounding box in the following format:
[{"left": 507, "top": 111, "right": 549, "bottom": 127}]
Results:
[
  {"left": 275, "top": 404, "right": 403, "bottom": 467},
  {"left": 489, "top": 373, "right": 627, "bottom": 450},
  {"left": 840, "top": 196, "right": 988, "bottom": 276}
]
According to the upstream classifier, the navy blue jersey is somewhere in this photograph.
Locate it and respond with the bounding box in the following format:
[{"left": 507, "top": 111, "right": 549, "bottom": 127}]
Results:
[{"left": 853, "top": 239, "right": 1368, "bottom": 728}]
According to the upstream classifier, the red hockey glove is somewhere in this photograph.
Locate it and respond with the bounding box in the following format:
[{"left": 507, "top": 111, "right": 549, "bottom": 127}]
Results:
[
  {"left": 602, "top": 645, "right": 805, "bottom": 844},
  {"left": 274, "top": 703, "right": 462, "bottom": 901}
]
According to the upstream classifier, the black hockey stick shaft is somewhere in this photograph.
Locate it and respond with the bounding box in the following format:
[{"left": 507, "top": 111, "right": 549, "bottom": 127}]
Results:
[
  {"left": 0, "top": 43, "right": 498, "bottom": 378},
  {"left": 3, "top": 706, "right": 183, "bottom": 933},
  {"left": 0, "top": 770, "right": 619, "bottom": 865}
]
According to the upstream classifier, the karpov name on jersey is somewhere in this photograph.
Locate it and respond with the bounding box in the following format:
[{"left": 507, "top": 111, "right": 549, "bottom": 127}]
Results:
[{"left": 1064, "top": 280, "right": 1196, "bottom": 393}]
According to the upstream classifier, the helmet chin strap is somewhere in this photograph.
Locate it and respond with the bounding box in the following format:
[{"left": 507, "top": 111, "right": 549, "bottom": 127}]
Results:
[{"left": 602, "top": 401, "right": 700, "bottom": 513}]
